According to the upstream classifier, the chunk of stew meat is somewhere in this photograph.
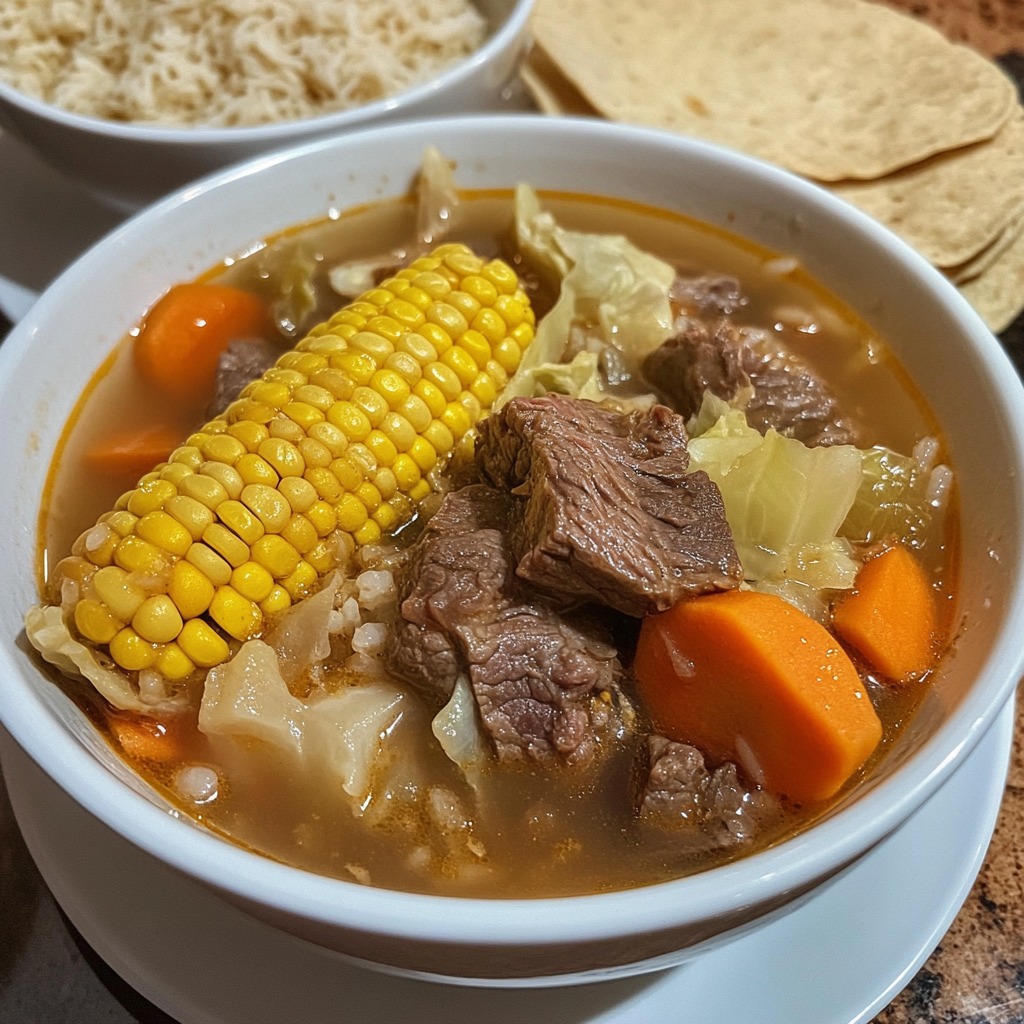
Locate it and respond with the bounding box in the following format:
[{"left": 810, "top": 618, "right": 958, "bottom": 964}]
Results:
[
  {"left": 476, "top": 393, "right": 742, "bottom": 616},
  {"left": 644, "top": 274, "right": 859, "bottom": 447}
]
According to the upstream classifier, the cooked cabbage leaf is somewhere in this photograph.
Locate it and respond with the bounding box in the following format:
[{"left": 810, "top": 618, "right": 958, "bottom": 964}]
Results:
[
  {"left": 687, "top": 395, "right": 862, "bottom": 593},
  {"left": 199, "top": 639, "right": 406, "bottom": 812},
  {"left": 501, "top": 184, "right": 676, "bottom": 404}
]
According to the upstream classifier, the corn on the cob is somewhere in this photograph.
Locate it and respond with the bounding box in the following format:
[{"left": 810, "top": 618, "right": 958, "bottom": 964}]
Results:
[{"left": 50, "top": 243, "right": 535, "bottom": 683}]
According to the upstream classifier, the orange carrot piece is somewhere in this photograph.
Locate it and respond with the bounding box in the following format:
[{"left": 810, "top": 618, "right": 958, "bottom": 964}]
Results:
[
  {"left": 633, "top": 590, "right": 882, "bottom": 803},
  {"left": 107, "top": 712, "right": 187, "bottom": 764},
  {"left": 832, "top": 544, "right": 938, "bottom": 684},
  {"left": 134, "top": 282, "right": 267, "bottom": 400},
  {"left": 84, "top": 423, "right": 184, "bottom": 478}
]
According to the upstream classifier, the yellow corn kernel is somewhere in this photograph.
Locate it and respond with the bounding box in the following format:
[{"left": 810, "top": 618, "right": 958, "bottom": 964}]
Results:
[
  {"left": 397, "top": 331, "right": 437, "bottom": 366},
  {"left": 408, "top": 436, "right": 438, "bottom": 473},
  {"left": 305, "top": 539, "right": 337, "bottom": 574},
  {"left": 372, "top": 503, "right": 400, "bottom": 533},
  {"left": 280, "top": 513, "right": 318, "bottom": 553},
  {"left": 365, "top": 429, "right": 398, "bottom": 467},
  {"left": 493, "top": 337, "right": 523, "bottom": 374},
  {"left": 470, "top": 370, "right": 496, "bottom": 409},
  {"left": 458, "top": 328, "right": 492, "bottom": 368},
  {"left": 75, "top": 599, "right": 121, "bottom": 644},
  {"left": 155, "top": 643, "right": 195, "bottom": 681},
  {"left": 91, "top": 565, "right": 147, "bottom": 621},
  {"left": 236, "top": 452, "right": 279, "bottom": 486},
  {"left": 158, "top": 463, "right": 193, "bottom": 487},
  {"left": 132, "top": 595, "right": 184, "bottom": 644},
  {"left": 258, "top": 437, "right": 305, "bottom": 478},
  {"left": 383, "top": 351, "right": 422, "bottom": 386},
  {"left": 202, "top": 461, "right": 244, "bottom": 499},
  {"left": 354, "top": 519, "right": 381, "bottom": 546},
  {"left": 350, "top": 328, "right": 395, "bottom": 362},
  {"left": 103, "top": 510, "right": 140, "bottom": 538},
  {"left": 329, "top": 456, "right": 364, "bottom": 494},
  {"left": 251, "top": 534, "right": 301, "bottom": 578},
  {"left": 304, "top": 466, "right": 344, "bottom": 503},
  {"left": 379, "top": 411, "right": 417, "bottom": 454},
  {"left": 384, "top": 297, "right": 426, "bottom": 329},
  {"left": 441, "top": 402, "right": 472, "bottom": 440},
  {"left": 310, "top": 367, "right": 356, "bottom": 403},
  {"left": 355, "top": 481, "right": 383, "bottom": 513},
  {"left": 109, "top": 628, "right": 157, "bottom": 671},
  {"left": 169, "top": 560, "right": 216, "bottom": 618},
  {"left": 281, "top": 560, "right": 319, "bottom": 600},
  {"left": 178, "top": 473, "right": 228, "bottom": 510},
  {"left": 230, "top": 561, "right": 275, "bottom": 603},
  {"left": 227, "top": 419, "right": 270, "bottom": 452},
  {"left": 423, "top": 419, "right": 455, "bottom": 456},
  {"left": 164, "top": 495, "right": 215, "bottom": 541},
  {"left": 201, "top": 433, "right": 247, "bottom": 466},
  {"left": 114, "top": 535, "right": 167, "bottom": 575},
  {"left": 472, "top": 307, "right": 508, "bottom": 346},
  {"left": 351, "top": 386, "right": 389, "bottom": 427},
  {"left": 330, "top": 348, "right": 377, "bottom": 385},
  {"left": 422, "top": 361, "right": 462, "bottom": 401},
  {"left": 225, "top": 398, "right": 275, "bottom": 425},
  {"left": 392, "top": 453, "right": 421, "bottom": 492},
  {"left": 441, "top": 345, "right": 480, "bottom": 394},
  {"left": 297, "top": 436, "right": 332, "bottom": 469},
  {"left": 268, "top": 416, "right": 305, "bottom": 444},
  {"left": 177, "top": 619, "right": 230, "bottom": 668},
  {"left": 260, "top": 585, "right": 292, "bottom": 616},
  {"left": 217, "top": 499, "right": 265, "bottom": 546},
  {"left": 210, "top": 586, "right": 261, "bottom": 641},
  {"left": 282, "top": 401, "right": 324, "bottom": 430},
  {"left": 372, "top": 466, "right": 398, "bottom": 501},
  {"left": 306, "top": 500, "right": 337, "bottom": 537},
  {"left": 336, "top": 493, "right": 368, "bottom": 533},
  {"left": 293, "top": 383, "right": 335, "bottom": 412},
  {"left": 135, "top": 511, "right": 193, "bottom": 558},
  {"left": 185, "top": 543, "right": 233, "bottom": 587},
  {"left": 307, "top": 420, "right": 349, "bottom": 457},
  {"left": 420, "top": 320, "right": 455, "bottom": 356},
  {"left": 203, "top": 522, "right": 251, "bottom": 568},
  {"left": 241, "top": 483, "right": 291, "bottom": 533},
  {"left": 483, "top": 258, "right": 519, "bottom": 295},
  {"left": 168, "top": 445, "right": 204, "bottom": 471},
  {"left": 447, "top": 289, "right": 480, "bottom": 322},
  {"left": 413, "top": 378, "right": 446, "bottom": 418},
  {"left": 328, "top": 401, "right": 372, "bottom": 442},
  {"left": 247, "top": 379, "right": 294, "bottom": 406},
  {"left": 278, "top": 476, "right": 318, "bottom": 513},
  {"left": 126, "top": 478, "right": 177, "bottom": 518},
  {"left": 409, "top": 478, "right": 432, "bottom": 503},
  {"left": 459, "top": 391, "right": 483, "bottom": 426}
]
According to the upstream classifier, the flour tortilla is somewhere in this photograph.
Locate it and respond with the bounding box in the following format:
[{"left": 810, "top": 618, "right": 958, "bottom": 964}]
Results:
[{"left": 531, "top": 0, "right": 1016, "bottom": 181}]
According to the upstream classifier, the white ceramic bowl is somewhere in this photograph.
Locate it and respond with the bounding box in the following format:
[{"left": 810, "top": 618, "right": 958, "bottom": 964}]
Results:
[
  {"left": 0, "top": 0, "right": 532, "bottom": 211},
  {"left": 1, "top": 115, "right": 1023, "bottom": 988}
]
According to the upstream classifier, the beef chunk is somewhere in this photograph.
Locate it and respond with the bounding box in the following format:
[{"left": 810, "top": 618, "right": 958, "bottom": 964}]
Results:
[
  {"left": 640, "top": 735, "right": 783, "bottom": 847},
  {"left": 387, "top": 485, "right": 633, "bottom": 766},
  {"left": 209, "top": 338, "right": 279, "bottom": 414},
  {"left": 476, "top": 394, "right": 741, "bottom": 617},
  {"left": 644, "top": 313, "right": 858, "bottom": 448}
]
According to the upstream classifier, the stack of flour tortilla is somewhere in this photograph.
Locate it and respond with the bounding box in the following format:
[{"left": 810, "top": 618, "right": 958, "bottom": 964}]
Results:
[{"left": 524, "top": 0, "right": 1024, "bottom": 331}]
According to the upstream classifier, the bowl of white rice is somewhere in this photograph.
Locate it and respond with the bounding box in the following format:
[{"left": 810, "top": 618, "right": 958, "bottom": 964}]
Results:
[{"left": 0, "top": 0, "right": 533, "bottom": 210}]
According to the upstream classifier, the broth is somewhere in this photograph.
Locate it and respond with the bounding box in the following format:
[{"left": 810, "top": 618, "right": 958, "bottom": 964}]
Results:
[{"left": 35, "top": 187, "right": 956, "bottom": 897}]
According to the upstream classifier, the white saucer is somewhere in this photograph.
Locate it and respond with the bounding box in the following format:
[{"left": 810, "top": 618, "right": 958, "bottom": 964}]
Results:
[{"left": 5, "top": 697, "right": 1012, "bottom": 1024}]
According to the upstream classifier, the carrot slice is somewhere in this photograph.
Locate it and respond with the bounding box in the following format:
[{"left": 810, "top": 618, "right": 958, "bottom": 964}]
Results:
[
  {"left": 134, "top": 282, "right": 268, "bottom": 400},
  {"left": 107, "top": 712, "right": 187, "bottom": 765},
  {"left": 832, "top": 544, "right": 938, "bottom": 684},
  {"left": 633, "top": 590, "right": 882, "bottom": 803},
  {"left": 83, "top": 423, "right": 183, "bottom": 478}
]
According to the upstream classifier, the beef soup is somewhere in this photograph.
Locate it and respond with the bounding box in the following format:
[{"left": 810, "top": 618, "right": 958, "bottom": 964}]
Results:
[{"left": 26, "top": 177, "right": 956, "bottom": 898}]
